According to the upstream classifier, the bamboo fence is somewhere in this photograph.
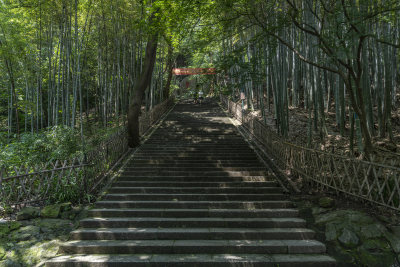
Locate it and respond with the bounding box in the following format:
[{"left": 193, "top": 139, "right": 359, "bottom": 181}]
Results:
[{"left": 221, "top": 95, "right": 400, "bottom": 211}]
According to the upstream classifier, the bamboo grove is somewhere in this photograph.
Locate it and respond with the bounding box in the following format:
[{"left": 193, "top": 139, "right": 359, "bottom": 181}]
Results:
[
  {"left": 214, "top": 0, "right": 400, "bottom": 156},
  {"left": 1, "top": 0, "right": 400, "bottom": 157},
  {"left": 0, "top": 0, "right": 185, "bottom": 141}
]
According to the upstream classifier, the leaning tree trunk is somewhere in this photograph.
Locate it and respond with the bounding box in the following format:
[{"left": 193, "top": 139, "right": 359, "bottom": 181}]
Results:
[{"left": 127, "top": 33, "right": 159, "bottom": 147}]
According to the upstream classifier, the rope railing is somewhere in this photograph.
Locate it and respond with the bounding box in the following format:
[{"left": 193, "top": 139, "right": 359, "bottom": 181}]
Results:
[
  {"left": 0, "top": 98, "right": 175, "bottom": 210},
  {"left": 220, "top": 95, "right": 400, "bottom": 211}
]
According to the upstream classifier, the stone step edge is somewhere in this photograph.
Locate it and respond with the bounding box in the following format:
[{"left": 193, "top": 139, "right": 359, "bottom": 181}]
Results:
[
  {"left": 123, "top": 168, "right": 264, "bottom": 170},
  {"left": 108, "top": 187, "right": 282, "bottom": 190},
  {"left": 46, "top": 253, "right": 336, "bottom": 266},
  {"left": 80, "top": 217, "right": 306, "bottom": 222},
  {"left": 70, "top": 227, "right": 315, "bottom": 234},
  {"left": 60, "top": 239, "right": 326, "bottom": 254},
  {"left": 104, "top": 193, "right": 285, "bottom": 196},
  {"left": 87, "top": 208, "right": 297, "bottom": 212},
  {"left": 116, "top": 176, "right": 274, "bottom": 179},
  {"left": 95, "top": 200, "right": 293, "bottom": 204},
  {"left": 112, "top": 181, "right": 278, "bottom": 184}
]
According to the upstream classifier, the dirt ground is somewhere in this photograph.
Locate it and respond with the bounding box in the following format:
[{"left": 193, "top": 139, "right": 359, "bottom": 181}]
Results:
[{"left": 241, "top": 96, "right": 400, "bottom": 165}]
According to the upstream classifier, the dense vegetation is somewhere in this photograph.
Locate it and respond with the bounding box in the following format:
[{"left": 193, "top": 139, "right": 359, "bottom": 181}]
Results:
[
  {"left": 212, "top": 0, "right": 400, "bottom": 159},
  {"left": 1, "top": 0, "right": 400, "bottom": 168},
  {"left": 0, "top": 0, "right": 207, "bottom": 168}
]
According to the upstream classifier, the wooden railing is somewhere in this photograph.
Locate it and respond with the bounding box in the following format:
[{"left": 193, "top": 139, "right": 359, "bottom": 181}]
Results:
[
  {"left": 220, "top": 95, "right": 400, "bottom": 211},
  {"left": 0, "top": 98, "right": 175, "bottom": 209}
]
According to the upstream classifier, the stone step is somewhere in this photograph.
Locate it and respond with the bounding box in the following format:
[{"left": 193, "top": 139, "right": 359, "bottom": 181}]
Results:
[
  {"left": 112, "top": 181, "right": 279, "bottom": 188},
  {"left": 146, "top": 136, "right": 243, "bottom": 138},
  {"left": 126, "top": 163, "right": 263, "bottom": 168},
  {"left": 128, "top": 159, "right": 262, "bottom": 165},
  {"left": 158, "top": 124, "right": 233, "bottom": 126},
  {"left": 79, "top": 217, "right": 306, "bottom": 228},
  {"left": 136, "top": 147, "right": 253, "bottom": 151},
  {"left": 150, "top": 130, "right": 237, "bottom": 132},
  {"left": 152, "top": 128, "right": 239, "bottom": 131},
  {"left": 155, "top": 124, "right": 237, "bottom": 127},
  {"left": 155, "top": 123, "right": 235, "bottom": 126},
  {"left": 134, "top": 151, "right": 257, "bottom": 156},
  {"left": 70, "top": 227, "right": 315, "bottom": 240},
  {"left": 146, "top": 139, "right": 246, "bottom": 141},
  {"left": 155, "top": 127, "right": 237, "bottom": 130},
  {"left": 116, "top": 176, "right": 274, "bottom": 182},
  {"left": 145, "top": 137, "right": 246, "bottom": 141},
  {"left": 46, "top": 100, "right": 335, "bottom": 267},
  {"left": 139, "top": 144, "right": 252, "bottom": 149},
  {"left": 144, "top": 141, "right": 249, "bottom": 145},
  {"left": 155, "top": 124, "right": 235, "bottom": 127},
  {"left": 133, "top": 152, "right": 256, "bottom": 156},
  {"left": 131, "top": 157, "right": 259, "bottom": 162},
  {"left": 136, "top": 149, "right": 254, "bottom": 154},
  {"left": 153, "top": 127, "right": 238, "bottom": 130},
  {"left": 157, "top": 124, "right": 236, "bottom": 127},
  {"left": 86, "top": 208, "right": 298, "bottom": 218},
  {"left": 107, "top": 187, "right": 282, "bottom": 194},
  {"left": 123, "top": 167, "right": 266, "bottom": 171},
  {"left": 46, "top": 253, "right": 337, "bottom": 267},
  {"left": 59, "top": 239, "right": 326, "bottom": 254},
  {"left": 155, "top": 129, "right": 236, "bottom": 131},
  {"left": 131, "top": 155, "right": 259, "bottom": 160},
  {"left": 103, "top": 193, "right": 285, "bottom": 201},
  {"left": 120, "top": 171, "right": 267, "bottom": 177},
  {"left": 147, "top": 132, "right": 239, "bottom": 135},
  {"left": 153, "top": 129, "right": 238, "bottom": 133},
  {"left": 135, "top": 147, "right": 255, "bottom": 151},
  {"left": 143, "top": 135, "right": 243, "bottom": 138},
  {"left": 133, "top": 150, "right": 255, "bottom": 154},
  {"left": 94, "top": 200, "right": 294, "bottom": 209},
  {"left": 146, "top": 135, "right": 242, "bottom": 138}
]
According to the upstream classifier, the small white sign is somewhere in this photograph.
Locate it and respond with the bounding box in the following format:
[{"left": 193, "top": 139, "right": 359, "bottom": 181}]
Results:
[{"left": 240, "top": 92, "right": 246, "bottom": 100}]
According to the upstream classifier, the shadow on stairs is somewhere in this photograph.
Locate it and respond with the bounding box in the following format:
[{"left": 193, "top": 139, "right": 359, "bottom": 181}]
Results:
[{"left": 46, "top": 99, "right": 336, "bottom": 267}]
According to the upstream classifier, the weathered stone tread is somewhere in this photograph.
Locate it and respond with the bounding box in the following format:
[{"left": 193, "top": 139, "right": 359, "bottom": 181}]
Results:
[
  {"left": 46, "top": 100, "right": 335, "bottom": 266},
  {"left": 70, "top": 227, "right": 316, "bottom": 240},
  {"left": 47, "top": 254, "right": 336, "bottom": 267}
]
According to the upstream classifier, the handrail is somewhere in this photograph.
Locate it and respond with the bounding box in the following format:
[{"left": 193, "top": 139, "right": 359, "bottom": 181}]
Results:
[
  {"left": 220, "top": 94, "right": 400, "bottom": 211},
  {"left": 1, "top": 164, "right": 91, "bottom": 181}
]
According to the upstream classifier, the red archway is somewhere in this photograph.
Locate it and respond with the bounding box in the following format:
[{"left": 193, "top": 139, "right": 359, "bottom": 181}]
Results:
[{"left": 172, "top": 68, "right": 216, "bottom": 75}]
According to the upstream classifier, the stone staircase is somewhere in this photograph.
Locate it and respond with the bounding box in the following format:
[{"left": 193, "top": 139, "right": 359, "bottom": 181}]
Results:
[{"left": 47, "top": 100, "right": 336, "bottom": 266}]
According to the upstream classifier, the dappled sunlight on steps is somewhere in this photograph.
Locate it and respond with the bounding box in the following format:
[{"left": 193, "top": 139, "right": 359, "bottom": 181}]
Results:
[{"left": 46, "top": 100, "right": 335, "bottom": 266}]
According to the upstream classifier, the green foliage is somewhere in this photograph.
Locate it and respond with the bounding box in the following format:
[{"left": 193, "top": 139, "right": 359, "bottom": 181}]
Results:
[
  {"left": 219, "top": 85, "right": 232, "bottom": 96},
  {"left": 47, "top": 169, "right": 85, "bottom": 204},
  {"left": 0, "top": 126, "right": 83, "bottom": 170},
  {"left": 0, "top": 132, "right": 7, "bottom": 145}
]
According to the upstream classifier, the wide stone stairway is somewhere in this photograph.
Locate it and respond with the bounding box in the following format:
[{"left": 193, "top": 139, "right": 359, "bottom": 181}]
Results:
[{"left": 47, "top": 100, "right": 335, "bottom": 266}]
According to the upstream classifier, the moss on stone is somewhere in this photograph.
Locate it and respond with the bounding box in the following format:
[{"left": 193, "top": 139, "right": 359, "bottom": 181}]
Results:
[
  {"left": 357, "top": 239, "right": 395, "bottom": 267},
  {"left": 16, "top": 207, "right": 40, "bottom": 221},
  {"left": 40, "top": 204, "right": 62, "bottom": 219},
  {"left": 0, "top": 247, "right": 5, "bottom": 260},
  {"left": 9, "top": 226, "right": 40, "bottom": 242},
  {"left": 325, "top": 222, "right": 338, "bottom": 241},
  {"left": 296, "top": 203, "right": 398, "bottom": 266},
  {"left": 0, "top": 223, "right": 21, "bottom": 238},
  {"left": 319, "top": 197, "right": 335, "bottom": 208},
  {"left": 21, "top": 240, "right": 61, "bottom": 266},
  {"left": 338, "top": 228, "right": 359, "bottom": 248}
]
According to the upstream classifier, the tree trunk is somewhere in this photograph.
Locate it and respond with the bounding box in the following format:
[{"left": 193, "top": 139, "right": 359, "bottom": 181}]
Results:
[
  {"left": 127, "top": 33, "right": 158, "bottom": 147},
  {"left": 163, "top": 43, "right": 174, "bottom": 100},
  {"left": 4, "top": 59, "right": 19, "bottom": 136}
]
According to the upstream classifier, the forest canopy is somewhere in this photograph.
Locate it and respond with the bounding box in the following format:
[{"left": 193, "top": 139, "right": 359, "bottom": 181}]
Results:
[{"left": 1, "top": 0, "right": 400, "bottom": 164}]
